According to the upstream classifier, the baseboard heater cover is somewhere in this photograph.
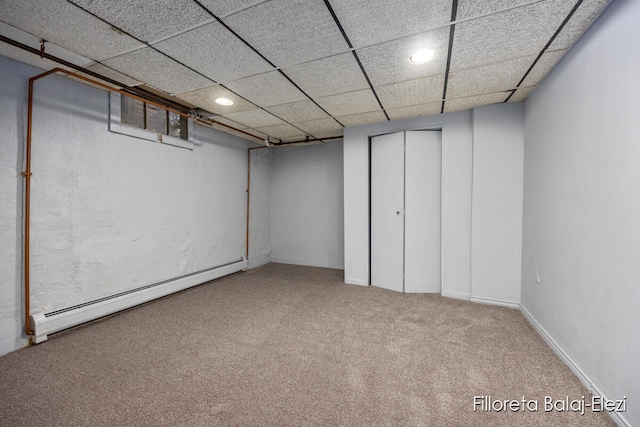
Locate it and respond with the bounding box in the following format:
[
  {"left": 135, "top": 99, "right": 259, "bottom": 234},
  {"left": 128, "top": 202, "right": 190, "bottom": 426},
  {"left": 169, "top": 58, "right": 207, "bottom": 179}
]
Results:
[{"left": 31, "top": 258, "right": 247, "bottom": 344}]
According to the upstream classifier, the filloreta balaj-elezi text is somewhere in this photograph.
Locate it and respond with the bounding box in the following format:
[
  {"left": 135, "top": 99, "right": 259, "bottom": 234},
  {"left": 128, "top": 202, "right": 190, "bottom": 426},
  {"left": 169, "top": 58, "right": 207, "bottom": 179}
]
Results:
[{"left": 473, "top": 395, "right": 627, "bottom": 415}]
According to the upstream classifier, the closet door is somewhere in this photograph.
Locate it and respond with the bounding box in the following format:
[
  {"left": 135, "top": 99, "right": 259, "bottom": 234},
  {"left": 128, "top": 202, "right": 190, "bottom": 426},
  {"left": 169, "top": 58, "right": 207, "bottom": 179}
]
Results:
[
  {"left": 404, "top": 131, "right": 441, "bottom": 293},
  {"left": 370, "top": 132, "right": 405, "bottom": 292}
]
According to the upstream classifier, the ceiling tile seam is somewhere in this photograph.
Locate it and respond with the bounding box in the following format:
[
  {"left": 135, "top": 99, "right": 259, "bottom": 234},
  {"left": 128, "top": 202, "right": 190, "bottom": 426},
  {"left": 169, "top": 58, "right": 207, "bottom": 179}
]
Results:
[
  {"left": 190, "top": 0, "right": 344, "bottom": 129},
  {"left": 65, "top": 0, "right": 218, "bottom": 89},
  {"left": 441, "top": 0, "right": 459, "bottom": 114},
  {"left": 274, "top": 69, "right": 346, "bottom": 127},
  {"left": 449, "top": 52, "right": 551, "bottom": 75},
  {"left": 190, "top": 0, "right": 277, "bottom": 68},
  {"left": 146, "top": 18, "right": 217, "bottom": 45},
  {"left": 322, "top": 0, "right": 389, "bottom": 121},
  {"left": 219, "top": 0, "right": 272, "bottom": 19},
  {"left": 84, "top": 61, "right": 143, "bottom": 85},
  {"left": 504, "top": 0, "right": 584, "bottom": 102}
]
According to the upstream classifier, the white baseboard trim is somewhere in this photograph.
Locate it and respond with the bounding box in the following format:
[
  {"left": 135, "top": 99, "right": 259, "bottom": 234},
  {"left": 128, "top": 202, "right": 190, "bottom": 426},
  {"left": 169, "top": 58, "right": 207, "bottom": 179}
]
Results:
[
  {"left": 441, "top": 290, "right": 470, "bottom": 300},
  {"left": 270, "top": 257, "right": 344, "bottom": 270},
  {"left": 470, "top": 296, "right": 519, "bottom": 309},
  {"left": 345, "top": 277, "right": 369, "bottom": 286},
  {"left": 520, "top": 304, "right": 632, "bottom": 427}
]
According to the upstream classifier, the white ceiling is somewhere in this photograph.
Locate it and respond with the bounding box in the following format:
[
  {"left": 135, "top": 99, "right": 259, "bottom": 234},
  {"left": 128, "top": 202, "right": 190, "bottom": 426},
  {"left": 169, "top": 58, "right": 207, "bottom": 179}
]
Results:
[{"left": 0, "top": 0, "right": 612, "bottom": 144}]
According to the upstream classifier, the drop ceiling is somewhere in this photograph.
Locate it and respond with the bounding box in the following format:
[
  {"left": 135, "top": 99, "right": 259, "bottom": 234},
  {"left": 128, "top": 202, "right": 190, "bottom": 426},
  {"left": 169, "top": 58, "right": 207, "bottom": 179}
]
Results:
[{"left": 0, "top": 0, "right": 612, "bottom": 144}]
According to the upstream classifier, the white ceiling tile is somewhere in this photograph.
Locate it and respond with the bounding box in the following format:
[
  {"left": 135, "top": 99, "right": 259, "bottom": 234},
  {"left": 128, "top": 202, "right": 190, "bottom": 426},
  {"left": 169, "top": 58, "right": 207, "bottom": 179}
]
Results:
[
  {"left": 225, "top": 71, "right": 306, "bottom": 107},
  {"left": 264, "top": 101, "right": 330, "bottom": 123},
  {"left": 153, "top": 22, "right": 273, "bottom": 83},
  {"left": 386, "top": 102, "right": 442, "bottom": 121},
  {"left": 336, "top": 111, "right": 388, "bottom": 127},
  {"left": 521, "top": 49, "right": 567, "bottom": 87},
  {"left": 456, "top": 0, "right": 538, "bottom": 20},
  {"left": 447, "top": 55, "right": 535, "bottom": 99},
  {"left": 196, "top": 0, "right": 267, "bottom": 18},
  {"left": 375, "top": 74, "right": 445, "bottom": 109},
  {"left": 315, "top": 89, "right": 381, "bottom": 117},
  {"left": 0, "top": 0, "right": 143, "bottom": 61},
  {"left": 176, "top": 85, "right": 256, "bottom": 115},
  {"left": 444, "top": 92, "right": 507, "bottom": 113},
  {"left": 294, "top": 118, "right": 343, "bottom": 138},
  {"left": 508, "top": 85, "right": 535, "bottom": 103},
  {"left": 102, "top": 48, "right": 213, "bottom": 95},
  {"left": 223, "top": 0, "right": 348, "bottom": 67},
  {"left": 451, "top": 0, "right": 574, "bottom": 71},
  {"left": 69, "top": 0, "right": 212, "bottom": 43},
  {"left": 254, "top": 123, "right": 307, "bottom": 140},
  {"left": 549, "top": 0, "right": 612, "bottom": 50},
  {"left": 356, "top": 28, "right": 449, "bottom": 87},
  {"left": 221, "top": 109, "right": 285, "bottom": 128},
  {"left": 283, "top": 53, "right": 369, "bottom": 98},
  {"left": 84, "top": 63, "right": 143, "bottom": 87},
  {"left": 330, "top": 0, "right": 451, "bottom": 48}
]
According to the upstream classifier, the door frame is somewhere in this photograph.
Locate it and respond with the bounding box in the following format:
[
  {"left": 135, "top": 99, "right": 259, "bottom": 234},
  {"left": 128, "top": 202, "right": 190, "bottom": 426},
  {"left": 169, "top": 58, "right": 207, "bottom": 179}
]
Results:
[{"left": 368, "top": 128, "right": 444, "bottom": 294}]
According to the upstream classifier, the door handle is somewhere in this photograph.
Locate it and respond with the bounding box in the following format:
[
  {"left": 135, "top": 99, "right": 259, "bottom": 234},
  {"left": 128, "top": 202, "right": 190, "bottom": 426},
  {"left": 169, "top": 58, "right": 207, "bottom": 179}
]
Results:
[{"left": 396, "top": 210, "right": 401, "bottom": 215}]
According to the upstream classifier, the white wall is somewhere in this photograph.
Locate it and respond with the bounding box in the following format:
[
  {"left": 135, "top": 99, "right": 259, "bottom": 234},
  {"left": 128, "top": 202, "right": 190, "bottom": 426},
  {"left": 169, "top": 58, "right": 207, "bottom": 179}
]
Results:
[
  {"left": 0, "top": 56, "right": 28, "bottom": 354},
  {"left": 344, "top": 107, "right": 522, "bottom": 303},
  {"left": 521, "top": 0, "right": 639, "bottom": 424},
  {"left": 248, "top": 148, "right": 272, "bottom": 268},
  {"left": 270, "top": 141, "right": 344, "bottom": 269},
  {"left": 0, "top": 55, "right": 262, "bottom": 356},
  {"left": 471, "top": 103, "right": 524, "bottom": 306}
]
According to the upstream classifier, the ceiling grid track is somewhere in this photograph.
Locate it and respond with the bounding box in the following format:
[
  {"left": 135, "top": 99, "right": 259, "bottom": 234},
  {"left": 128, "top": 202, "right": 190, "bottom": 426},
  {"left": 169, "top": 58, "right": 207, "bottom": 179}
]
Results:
[
  {"left": 191, "top": 0, "right": 346, "bottom": 131},
  {"left": 441, "top": 0, "right": 459, "bottom": 114},
  {"left": 322, "top": 0, "right": 390, "bottom": 121},
  {"left": 504, "top": 0, "right": 584, "bottom": 102}
]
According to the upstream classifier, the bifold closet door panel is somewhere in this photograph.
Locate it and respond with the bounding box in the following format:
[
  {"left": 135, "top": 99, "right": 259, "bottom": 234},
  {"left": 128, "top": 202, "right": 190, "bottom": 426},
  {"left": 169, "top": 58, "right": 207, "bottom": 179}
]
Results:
[
  {"left": 370, "top": 132, "right": 404, "bottom": 293},
  {"left": 404, "top": 131, "right": 441, "bottom": 293}
]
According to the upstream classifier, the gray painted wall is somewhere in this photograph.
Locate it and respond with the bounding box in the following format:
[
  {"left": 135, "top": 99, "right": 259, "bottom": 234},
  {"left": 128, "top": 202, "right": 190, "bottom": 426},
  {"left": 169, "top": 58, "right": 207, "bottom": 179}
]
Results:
[
  {"left": 521, "top": 0, "right": 639, "bottom": 424},
  {"left": 270, "top": 141, "right": 344, "bottom": 269},
  {"left": 471, "top": 103, "right": 524, "bottom": 305}
]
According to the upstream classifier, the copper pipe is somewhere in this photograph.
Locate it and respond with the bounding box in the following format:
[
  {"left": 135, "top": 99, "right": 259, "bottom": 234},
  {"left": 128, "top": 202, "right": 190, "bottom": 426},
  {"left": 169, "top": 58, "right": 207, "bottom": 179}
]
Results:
[
  {"left": 1, "top": 35, "right": 341, "bottom": 145},
  {"left": 246, "top": 145, "right": 269, "bottom": 261}
]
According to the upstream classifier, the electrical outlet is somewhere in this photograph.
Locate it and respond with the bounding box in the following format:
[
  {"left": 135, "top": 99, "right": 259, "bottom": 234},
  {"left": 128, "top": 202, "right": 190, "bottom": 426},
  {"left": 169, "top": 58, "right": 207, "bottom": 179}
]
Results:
[{"left": 535, "top": 268, "right": 541, "bottom": 284}]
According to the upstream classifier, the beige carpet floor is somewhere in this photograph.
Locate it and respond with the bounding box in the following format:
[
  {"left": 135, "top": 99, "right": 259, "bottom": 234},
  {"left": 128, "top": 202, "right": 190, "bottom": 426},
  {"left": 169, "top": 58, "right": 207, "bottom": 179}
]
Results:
[{"left": 0, "top": 263, "right": 614, "bottom": 426}]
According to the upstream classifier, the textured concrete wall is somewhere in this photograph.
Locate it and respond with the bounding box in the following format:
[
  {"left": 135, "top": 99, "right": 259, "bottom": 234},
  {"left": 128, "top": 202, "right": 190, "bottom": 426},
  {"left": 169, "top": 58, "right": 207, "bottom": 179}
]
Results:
[{"left": 0, "top": 55, "right": 261, "bottom": 355}]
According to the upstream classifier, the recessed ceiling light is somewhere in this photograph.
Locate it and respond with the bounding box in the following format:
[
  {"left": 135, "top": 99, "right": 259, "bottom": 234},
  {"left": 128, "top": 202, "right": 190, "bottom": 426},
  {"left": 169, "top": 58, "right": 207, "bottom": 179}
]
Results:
[
  {"left": 410, "top": 49, "right": 436, "bottom": 64},
  {"left": 215, "top": 97, "right": 234, "bottom": 106}
]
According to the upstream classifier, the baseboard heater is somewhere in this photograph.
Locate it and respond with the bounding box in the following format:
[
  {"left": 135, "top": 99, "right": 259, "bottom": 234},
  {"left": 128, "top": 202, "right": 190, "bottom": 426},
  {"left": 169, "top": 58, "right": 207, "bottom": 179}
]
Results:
[{"left": 30, "top": 257, "right": 248, "bottom": 344}]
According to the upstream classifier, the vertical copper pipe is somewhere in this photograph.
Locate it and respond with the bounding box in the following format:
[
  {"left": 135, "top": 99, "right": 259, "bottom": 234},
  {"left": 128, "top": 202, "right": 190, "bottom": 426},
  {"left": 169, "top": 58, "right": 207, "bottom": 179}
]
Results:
[{"left": 23, "top": 80, "right": 34, "bottom": 336}]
